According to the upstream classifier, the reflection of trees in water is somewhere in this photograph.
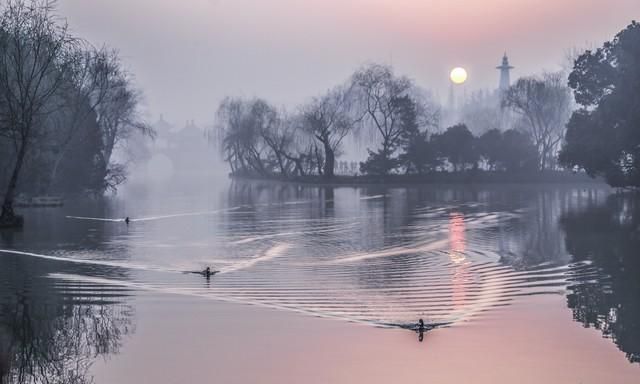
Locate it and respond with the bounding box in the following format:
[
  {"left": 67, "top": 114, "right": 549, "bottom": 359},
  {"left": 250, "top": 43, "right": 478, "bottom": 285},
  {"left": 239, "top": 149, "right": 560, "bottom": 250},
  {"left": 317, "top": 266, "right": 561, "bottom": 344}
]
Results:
[
  {"left": 497, "top": 188, "right": 606, "bottom": 269},
  {"left": 560, "top": 195, "right": 640, "bottom": 364},
  {"left": 497, "top": 189, "right": 569, "bottom": 268},
  {"left": 227, "top": 180, "right": 313, "bottom": 208},
  {"left": 0, "top": 258, "right": 134, "bottom": 384},
  {"left": 0, "top": 196, "right": 127, "bottom": 255},
  {"left": 226, "top": 180, "right": 331, "bottom": 235}
]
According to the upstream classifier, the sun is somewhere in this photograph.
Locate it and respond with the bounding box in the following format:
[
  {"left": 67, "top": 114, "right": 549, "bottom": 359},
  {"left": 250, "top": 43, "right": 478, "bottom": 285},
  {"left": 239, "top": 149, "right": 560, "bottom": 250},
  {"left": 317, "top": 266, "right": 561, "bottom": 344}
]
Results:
[{"left": 450, "top": 67, "right": 468, "bottom": 84}]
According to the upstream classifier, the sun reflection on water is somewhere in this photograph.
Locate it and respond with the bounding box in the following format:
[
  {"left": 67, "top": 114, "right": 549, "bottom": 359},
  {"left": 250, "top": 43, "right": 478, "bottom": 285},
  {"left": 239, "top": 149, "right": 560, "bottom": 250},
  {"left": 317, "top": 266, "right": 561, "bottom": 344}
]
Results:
[{"left": 449, "top": 212, "right": 469, "bottom": 310}]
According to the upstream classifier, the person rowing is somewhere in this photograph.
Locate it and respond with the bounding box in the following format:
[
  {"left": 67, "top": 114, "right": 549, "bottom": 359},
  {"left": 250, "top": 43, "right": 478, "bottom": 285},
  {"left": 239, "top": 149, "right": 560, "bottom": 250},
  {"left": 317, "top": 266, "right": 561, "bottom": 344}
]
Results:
[
  {"left": 197, "top": 267, "right": 219, "bottom": 278},
  {"left": 417, "top": 318, "right": 425, "bottom": 342}
]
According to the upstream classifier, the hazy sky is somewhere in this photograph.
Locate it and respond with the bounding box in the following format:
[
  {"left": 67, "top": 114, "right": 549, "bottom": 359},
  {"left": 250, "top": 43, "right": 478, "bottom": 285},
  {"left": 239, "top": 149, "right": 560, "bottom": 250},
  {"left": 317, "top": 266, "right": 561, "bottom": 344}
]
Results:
[{"left": 58, "top": 0, "right": 639, "bottom": 126}]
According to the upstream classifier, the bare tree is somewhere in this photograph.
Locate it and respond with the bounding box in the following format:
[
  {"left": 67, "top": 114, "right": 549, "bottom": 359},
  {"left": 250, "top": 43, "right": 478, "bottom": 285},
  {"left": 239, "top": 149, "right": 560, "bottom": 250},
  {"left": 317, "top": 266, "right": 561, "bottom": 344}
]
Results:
[
  {"left": 352, "top": 63, "right": 413, "bottom": 157},
  {"left": 92, "top": 53, "right": 153, "bottom": 192},
  {"left": 217, "top": 98, "right": 274, "bottom": 176},
  {"left": 261, "top": 110, "right": 304, "bottom": 177},
  {"left": 459, "top": 90, "right": 505, "bottom": 135},
  {"left": 250, "top": 100, "right": 289, "bottom": 175},
  {"left": 0, "top": 0, "right": 77, "bottom": 224},
  {"left": 217, "top": 97, "right": 323, "bottom": 178},
  {"left": 283, "top": 114, "right": 320, "bottom": 177},
  {"left": 502, "top": 72, "right": 572, "bottom": 170},
  {"left": 300, "top": 84, "right": 356, "bottom": 178},
  {"left": 216, "top": 97, "right": 247, "bottom": 174},
  {"left": 47, "top": 46, "right": 115, "bottom": 191}
]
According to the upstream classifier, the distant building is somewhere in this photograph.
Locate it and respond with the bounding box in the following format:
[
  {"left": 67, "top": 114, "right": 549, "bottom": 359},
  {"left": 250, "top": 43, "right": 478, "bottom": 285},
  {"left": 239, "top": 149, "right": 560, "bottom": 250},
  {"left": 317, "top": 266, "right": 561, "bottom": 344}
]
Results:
[
  {"left": 497, "top": 53, "right": 514, "bottom": 91},
  {"left": 155, "top": 114, "right": 173, "bottom": 135},
  {"left": 147, "top": 116, "right": 217, "bottom": 175}
]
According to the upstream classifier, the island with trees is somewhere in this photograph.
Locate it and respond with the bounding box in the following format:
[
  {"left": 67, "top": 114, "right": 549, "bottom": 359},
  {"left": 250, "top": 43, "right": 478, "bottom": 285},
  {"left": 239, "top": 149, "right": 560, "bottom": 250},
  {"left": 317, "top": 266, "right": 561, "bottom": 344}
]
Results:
[
  {"left": 1, "top": 0, "right": 639, "bottom": 228},
  {"left": 215, "top": 23, "right": 640, "bottom": 189}
]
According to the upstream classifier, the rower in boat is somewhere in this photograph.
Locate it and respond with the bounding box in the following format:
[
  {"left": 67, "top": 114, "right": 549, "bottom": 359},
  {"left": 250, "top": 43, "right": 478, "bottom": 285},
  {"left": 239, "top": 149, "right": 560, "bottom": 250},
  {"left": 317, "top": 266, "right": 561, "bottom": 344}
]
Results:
[
  {"left": 417, "top": 318, "right": 425, "bottom": 342},
  {"left": 197, "top": 267, "right": 219, "bottom": 278}
]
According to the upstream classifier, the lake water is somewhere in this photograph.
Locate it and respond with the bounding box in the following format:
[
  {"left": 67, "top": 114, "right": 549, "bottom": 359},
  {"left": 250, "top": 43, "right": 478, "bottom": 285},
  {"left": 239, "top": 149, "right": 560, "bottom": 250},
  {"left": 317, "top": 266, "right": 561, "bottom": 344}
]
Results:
[{"left": 1, "top": 177, "right": 639, "bottom": 383}]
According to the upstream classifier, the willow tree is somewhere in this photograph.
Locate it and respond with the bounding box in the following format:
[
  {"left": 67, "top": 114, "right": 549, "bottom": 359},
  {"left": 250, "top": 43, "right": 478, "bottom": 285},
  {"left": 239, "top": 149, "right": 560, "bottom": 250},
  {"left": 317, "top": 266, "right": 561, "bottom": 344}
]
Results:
[
  {"left": 502, "top": 72, "right": 572, "bottom": 171},
  {"left": 48, "top": 47, "right": 117, "bottom": 192},
  {"left": 92, "top": 57, "right": 153, "bottom": 192},
  {"left": 352, "top": 64, "right": 412, "bottom": 155},
  {"left": 0, "top": 0, "right": 77, "bottom": 225},
  {"left": 300, "top": 84, "right": 356, "bottom": 178},
  {"left": 216, "top": 98, "right": 275, "bottom": 176}
]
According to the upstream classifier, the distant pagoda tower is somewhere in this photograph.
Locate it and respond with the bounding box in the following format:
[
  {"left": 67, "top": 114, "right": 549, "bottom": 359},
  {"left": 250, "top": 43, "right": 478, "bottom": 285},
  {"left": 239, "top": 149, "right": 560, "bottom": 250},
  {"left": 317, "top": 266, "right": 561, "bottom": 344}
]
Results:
[{"left": 497, "top": 53, "right": 514, "bottom": 91}]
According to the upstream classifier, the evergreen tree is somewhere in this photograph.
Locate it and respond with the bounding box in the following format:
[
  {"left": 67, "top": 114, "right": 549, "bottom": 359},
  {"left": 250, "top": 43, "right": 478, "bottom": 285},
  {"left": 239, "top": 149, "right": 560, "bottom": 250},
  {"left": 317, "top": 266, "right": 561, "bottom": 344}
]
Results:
[{"left": 560, "top": 22, "right": 640, "bottom": 187}]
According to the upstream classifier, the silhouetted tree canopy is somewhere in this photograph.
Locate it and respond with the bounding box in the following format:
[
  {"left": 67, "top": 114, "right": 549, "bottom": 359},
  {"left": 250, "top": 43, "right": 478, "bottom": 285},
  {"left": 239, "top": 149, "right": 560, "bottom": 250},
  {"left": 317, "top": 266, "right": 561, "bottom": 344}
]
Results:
[
  {"left": 352, "top": 64, "right": 414, "bottom": 174},
  {"left": 432, "top": 124, "right": 478, "bottom": 172},
  {"left": 0, "top": 0, "right": 77, "bottom": 223},
  {"left": 300, "top": 85, "right": 356, "bottom": 178},
  {"left": 217, "top": 97, "right": 320, "bottom": 178},
  {"left": 216, "top": 62, "right": 568, "bottom": 179},
  {"left": 477, "top": 129, "right": 537, "bottom": 172},
  {"left": 502, "top": 73, "right": 572, "bottom": 171},
  {"left": 477, "top": 129, "right": 503, "bottom": 170},
  {"left": 0, "top": 1, "right": 152, "bottom": 226},
  {"left": 398, "top": 96, "right": 440, "bottom": 174},
  {"left": 560, "top": 21, "right": 640, "bottom": 187}
]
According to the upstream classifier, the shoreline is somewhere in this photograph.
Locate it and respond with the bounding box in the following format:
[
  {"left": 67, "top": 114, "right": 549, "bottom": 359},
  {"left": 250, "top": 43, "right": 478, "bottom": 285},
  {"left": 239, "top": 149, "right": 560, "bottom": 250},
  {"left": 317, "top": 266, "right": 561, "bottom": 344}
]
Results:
[{"left": 230, "top": 170, "right": 604, "bottom": 187}]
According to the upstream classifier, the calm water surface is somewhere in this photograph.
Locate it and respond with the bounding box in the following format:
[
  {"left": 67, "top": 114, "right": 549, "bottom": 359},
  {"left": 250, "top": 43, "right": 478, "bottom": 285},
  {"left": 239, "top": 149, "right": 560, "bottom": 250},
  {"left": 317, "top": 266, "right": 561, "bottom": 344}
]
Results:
[{"left": 0, "top": 178, "right": 639, "bottom": 382}]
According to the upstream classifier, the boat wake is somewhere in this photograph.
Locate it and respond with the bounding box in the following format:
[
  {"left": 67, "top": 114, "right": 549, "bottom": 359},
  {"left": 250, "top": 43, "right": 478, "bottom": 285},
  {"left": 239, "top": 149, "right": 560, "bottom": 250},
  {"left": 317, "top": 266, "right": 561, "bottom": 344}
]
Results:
[{"left": 65, "top": 206, "right": 242, "bottom": 223}]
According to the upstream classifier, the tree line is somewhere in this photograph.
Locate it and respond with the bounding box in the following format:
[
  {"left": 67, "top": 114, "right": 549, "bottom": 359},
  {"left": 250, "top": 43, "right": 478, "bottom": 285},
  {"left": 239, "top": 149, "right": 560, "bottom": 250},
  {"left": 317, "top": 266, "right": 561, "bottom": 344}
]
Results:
[
  {"left": 0, "top": 0, "right": 153, "bottom": 225},
  {"left": 217, "top": 19, "right": 640, "bottom": 189},
  {"left": 216, "top": 63, "right": 572, "bottom": 179}
]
